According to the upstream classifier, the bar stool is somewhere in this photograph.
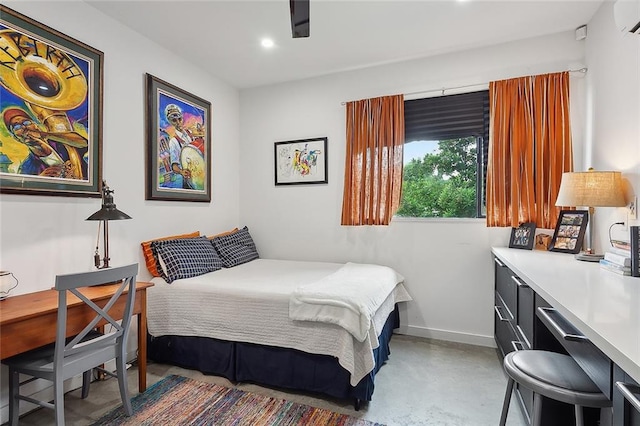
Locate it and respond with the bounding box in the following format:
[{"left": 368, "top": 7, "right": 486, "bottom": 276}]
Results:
[{"left": 499, "top": 350, "right": 611, "bottom": 426}]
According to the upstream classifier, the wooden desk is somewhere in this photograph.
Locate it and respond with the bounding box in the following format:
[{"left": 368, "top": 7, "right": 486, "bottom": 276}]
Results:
[{"left": 0, "top": 282, "right": 153, "bottom": 392}]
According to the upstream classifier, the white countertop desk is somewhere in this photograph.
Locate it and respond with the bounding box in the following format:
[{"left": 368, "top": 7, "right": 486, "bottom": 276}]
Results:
[{"left": 492, "top": 247, "right": 640, "bottom": 384}]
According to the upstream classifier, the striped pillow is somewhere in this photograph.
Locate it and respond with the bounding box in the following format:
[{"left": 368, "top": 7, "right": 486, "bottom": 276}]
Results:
[
  {"left": 141, "top": 231, "right": 200, "bottom": 277},
  {"left": 211, "top": 226, "right": 259, "bottom": 268},
  {"left": 151, "top": 236, "right": 222, "bottom": 283}
]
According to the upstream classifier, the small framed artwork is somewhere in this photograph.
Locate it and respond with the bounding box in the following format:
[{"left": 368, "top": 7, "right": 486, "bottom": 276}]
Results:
[
  {"left": 145, "top": 74, "right": 211, "bottom": 202},
  {"left": 274, "top": 137, "right": 327, "bottom": 186},
  {"left": 549, "top": 210, "right": 589, "bottom": 254},
  {"left": 509, "top": 222, "right": 536, "bottom": 250},
  {"left": 0, "top": 5, "right": 103, "bottom": 197},
  {"left": 534, "top": 233, "right": 552, "bottom": 251}
]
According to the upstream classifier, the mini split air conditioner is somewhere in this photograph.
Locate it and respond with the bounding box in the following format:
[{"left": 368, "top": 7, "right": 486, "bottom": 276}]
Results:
[{"left": 614, "top": 0, "right": 640, "bottom": 34}]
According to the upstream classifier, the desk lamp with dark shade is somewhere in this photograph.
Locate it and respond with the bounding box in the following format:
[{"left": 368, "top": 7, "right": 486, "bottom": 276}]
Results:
[
  {"left": 86, "top": 180, "right": 131, "bottom": 269},
  {"left": 555, "top": 168, "right": 626, "bottom": 262}
]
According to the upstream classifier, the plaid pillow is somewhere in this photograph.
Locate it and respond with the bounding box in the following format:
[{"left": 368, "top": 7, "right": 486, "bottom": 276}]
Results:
[
  {"left": 212, "top": 226, "right": 259, "bottom": 268},
  {"left": 151, "top": 236, "right": 222, "bottom": 283},
  {"left": 141, "top": 231, "right": 200, "bottom": 277}
]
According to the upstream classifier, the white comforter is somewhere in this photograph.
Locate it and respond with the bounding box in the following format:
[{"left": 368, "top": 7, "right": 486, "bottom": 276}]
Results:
[
  {"left": 289, "top": 262, "right": 405, "bottom": 342},
  {"left": 148, "top": 259, "right": 411, "bottom": 385}
]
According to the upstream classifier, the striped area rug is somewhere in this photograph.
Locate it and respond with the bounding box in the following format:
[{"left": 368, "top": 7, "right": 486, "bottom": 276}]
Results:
[{"left": 93, "top": 375, "right": 384, "bottom": 426}]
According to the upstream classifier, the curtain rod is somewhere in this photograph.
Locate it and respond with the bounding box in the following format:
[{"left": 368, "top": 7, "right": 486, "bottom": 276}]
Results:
[{"left": 340, "top": 67, "right": 588, "bottom": 105}]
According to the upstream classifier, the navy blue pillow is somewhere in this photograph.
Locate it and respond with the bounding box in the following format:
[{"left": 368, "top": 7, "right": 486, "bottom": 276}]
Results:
[
  {"left": 212, "top": 226, "right": 259, "bottom": 268},
  {"left": 151, "top": 236, "right": 222, "bottom": 283}
]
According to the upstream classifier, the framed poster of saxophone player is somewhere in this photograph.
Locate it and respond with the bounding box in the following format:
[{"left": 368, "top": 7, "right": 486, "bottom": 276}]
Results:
[
  {"left": 145, "top": 74, "right": 211, "bottom": 202},
  {"left": 0, "top": 5, "right": 103, "bottom": 197}
]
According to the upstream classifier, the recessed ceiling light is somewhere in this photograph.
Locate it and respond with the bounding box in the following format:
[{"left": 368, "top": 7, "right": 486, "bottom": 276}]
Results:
[{"left": 261, "top": 38, "right": 275, "bottom": 49}]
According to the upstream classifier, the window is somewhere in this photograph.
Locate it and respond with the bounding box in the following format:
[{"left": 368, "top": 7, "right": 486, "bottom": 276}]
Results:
[{"left": 396, "top": 90, "right": 489, "bottom": 218}]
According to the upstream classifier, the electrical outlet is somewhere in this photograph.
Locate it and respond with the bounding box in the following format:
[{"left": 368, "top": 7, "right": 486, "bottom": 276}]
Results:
[{"left": 630, "top": 196, "right": 638, "bottom": 221}]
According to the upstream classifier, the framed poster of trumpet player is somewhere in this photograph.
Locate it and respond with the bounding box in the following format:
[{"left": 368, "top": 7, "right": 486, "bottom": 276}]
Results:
[
  {"left": 145, "top": 74, "right": 211, "bottom": 202},
  {"left": 0, "top": 5, "right": 103, "bottom": 197}
]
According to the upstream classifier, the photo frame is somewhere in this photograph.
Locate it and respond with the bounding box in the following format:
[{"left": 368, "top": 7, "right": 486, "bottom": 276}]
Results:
[
  {"left": 509, "top": 222, "right": 536, "bottom": 250},
  {"left": 0, "top": 5, "right": 103, "bottom": 197},
  {"left": 274, "top": 137, "right": 327, "bottom": 186},
  {"left": 145, "top": 74, "right": 211, "bottom": 202},
  {"left": 549, "top": 210, "right": 589, "bottom": 254},
  {"left": 534, "top": 233, "right": 552, "bottom": 251}
]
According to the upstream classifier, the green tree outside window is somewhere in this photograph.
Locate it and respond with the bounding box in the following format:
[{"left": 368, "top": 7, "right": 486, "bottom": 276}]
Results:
[{"left": 397, "top": 137, "right": 477, "bottom": 218}]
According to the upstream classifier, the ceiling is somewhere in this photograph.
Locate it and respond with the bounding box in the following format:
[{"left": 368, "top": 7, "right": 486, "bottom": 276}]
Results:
[{"left": 85, "top": 0, "right": 605, "bottom": 89}]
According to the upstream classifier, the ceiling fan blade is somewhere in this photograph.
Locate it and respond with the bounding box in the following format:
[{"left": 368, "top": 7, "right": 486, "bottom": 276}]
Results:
[{"left": 290, "top": 0, "right": 310, "bottom": 38}]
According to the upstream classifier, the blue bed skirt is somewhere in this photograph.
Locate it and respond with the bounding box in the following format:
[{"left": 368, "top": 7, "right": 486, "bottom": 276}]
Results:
[{"left": 148, "top": 306, "right": 399, "bottom": 405}]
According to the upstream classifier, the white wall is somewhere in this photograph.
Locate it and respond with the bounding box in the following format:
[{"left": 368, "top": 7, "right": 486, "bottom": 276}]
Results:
[
  {"left": 1, "top": 0, "right": 637, "bottom": 421},
  {"left": 239, "top": 31, "right": 588, "bottom": 346},
  {"left": 0, "top": 1, "right": 241, "bottom": 421},
  {"left": 0, "top": 1, "right": 241, "bottom": 293},
  {"left": 585, "top": 1, "right": 640, "bottom": 249}
]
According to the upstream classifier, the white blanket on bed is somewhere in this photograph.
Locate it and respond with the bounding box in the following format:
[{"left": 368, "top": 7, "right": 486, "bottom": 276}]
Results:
[
  {"left": 147, "top": 259, "right": 411, "bottom": 385},
  {"left": 289, "top": 262, "right": 405, "bottom": 342}
]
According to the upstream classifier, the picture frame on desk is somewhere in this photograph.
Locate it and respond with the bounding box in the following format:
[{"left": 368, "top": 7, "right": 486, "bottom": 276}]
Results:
[
  {"left": 509, "top": 222, "right": 536, "bottom": 250},
  {"left": 535, "top": 233, "right": 552, "bottom": 251},
  {"left": 549, "top": 210, "right": 588, "bottom": 254}
]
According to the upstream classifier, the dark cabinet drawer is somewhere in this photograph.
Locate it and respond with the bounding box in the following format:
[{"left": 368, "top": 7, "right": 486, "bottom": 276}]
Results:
[
  {"left": 537, "top": 306, "right": 613, "bottom": 399},
  {"left": 516, "top": 280, "right": 534, "bottom": 349},
  {"left": 495, "top": 257, "right": 516, "bottom": 321},
  {"left": 614, "top": 366, "right": 640, "bottom": 426},
  {"left": 495, "top": 293, "right": 519, "bottom": 357}
]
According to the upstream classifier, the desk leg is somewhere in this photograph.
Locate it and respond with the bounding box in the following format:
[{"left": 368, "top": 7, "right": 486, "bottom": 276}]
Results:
[{"left": 138, "top": 294, "right": 148, "bottom": 393}]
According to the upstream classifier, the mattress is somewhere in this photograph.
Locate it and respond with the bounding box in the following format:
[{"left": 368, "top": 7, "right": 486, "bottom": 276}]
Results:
[{"left": 148, "top": 258, "right": 411, "bottom": 385}]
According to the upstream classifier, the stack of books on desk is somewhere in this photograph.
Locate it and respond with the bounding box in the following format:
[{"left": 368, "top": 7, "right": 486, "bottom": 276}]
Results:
[{"left": 599, "top": 246, "right": 632, "bottom": 276}]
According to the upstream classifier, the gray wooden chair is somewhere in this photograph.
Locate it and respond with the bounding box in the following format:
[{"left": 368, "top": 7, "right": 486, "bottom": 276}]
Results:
[
  {"left": 499, "top": 350, "right": 612, "bottom": 426},
  {"left": 3, "top": 263, "right": 139, "bottom": 425}
]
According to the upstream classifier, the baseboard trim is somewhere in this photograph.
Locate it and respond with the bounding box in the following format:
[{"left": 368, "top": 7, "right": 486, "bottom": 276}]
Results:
[{"left": 395, "top": 325, "right": 497, "bottom": 348}]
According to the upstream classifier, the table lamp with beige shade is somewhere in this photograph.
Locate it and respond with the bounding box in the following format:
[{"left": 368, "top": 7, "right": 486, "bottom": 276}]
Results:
[{"left": 555, "top": 168, "right": 627, "bottom": 261}]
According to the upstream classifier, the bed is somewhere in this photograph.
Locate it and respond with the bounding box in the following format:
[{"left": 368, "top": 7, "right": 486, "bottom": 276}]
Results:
[{"left": 145, "top": 257, "right": 411, "bottom": 408}]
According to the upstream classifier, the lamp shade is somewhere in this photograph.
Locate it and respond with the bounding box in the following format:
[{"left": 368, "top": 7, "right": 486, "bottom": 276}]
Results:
[
  {"left": 86, "top": 206, "right": 131, "bottom": 221},
  {"left": 555, "top": 170, "right": 626, "bottom": 207},
  {"left": 86, "top": 182, "right": 131, "bottom": 221}
]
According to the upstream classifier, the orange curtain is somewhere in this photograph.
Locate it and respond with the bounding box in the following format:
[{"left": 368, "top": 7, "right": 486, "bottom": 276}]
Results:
[
  {"left": 341, "top": 95, "right": 404, "bottom": 226},
  {"left": 486, "top": 72, "right": 573, "bottom": 228}
]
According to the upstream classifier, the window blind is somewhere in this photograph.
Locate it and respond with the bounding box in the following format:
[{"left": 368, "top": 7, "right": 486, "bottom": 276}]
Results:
[
  {"left": 404, "top": 90, "right": 489, "bottom": 142},
  {"left": 404, "top": 90, "right": 490, "bottom": 217}
]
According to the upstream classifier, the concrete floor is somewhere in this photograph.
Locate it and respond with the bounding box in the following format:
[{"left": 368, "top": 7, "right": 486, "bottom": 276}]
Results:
[{"left": 12, "top": 335, "right": 527, "bottom": 426}]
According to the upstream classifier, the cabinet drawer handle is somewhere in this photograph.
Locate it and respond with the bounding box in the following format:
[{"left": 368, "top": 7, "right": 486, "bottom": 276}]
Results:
[
  {"left": 516, "top": 325, "right": 532, "bottom": 349},
  {"left": 510, "top": 275, "right": 529, "bottom": 288},
  {"left": 616, "top": 381, "right": 640, "bottom": 412},
  {"left": 494, "top": 258, "right": 505, "bottom": 267},
  {"left": 511, "top": 340, "right": 525, "bottom": 352},
  {"left": 537, "top": 307, "right": 588, "bottom": 342},
  {"left": 494, "top": 305, "right": 509, "bottom": 322}
]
